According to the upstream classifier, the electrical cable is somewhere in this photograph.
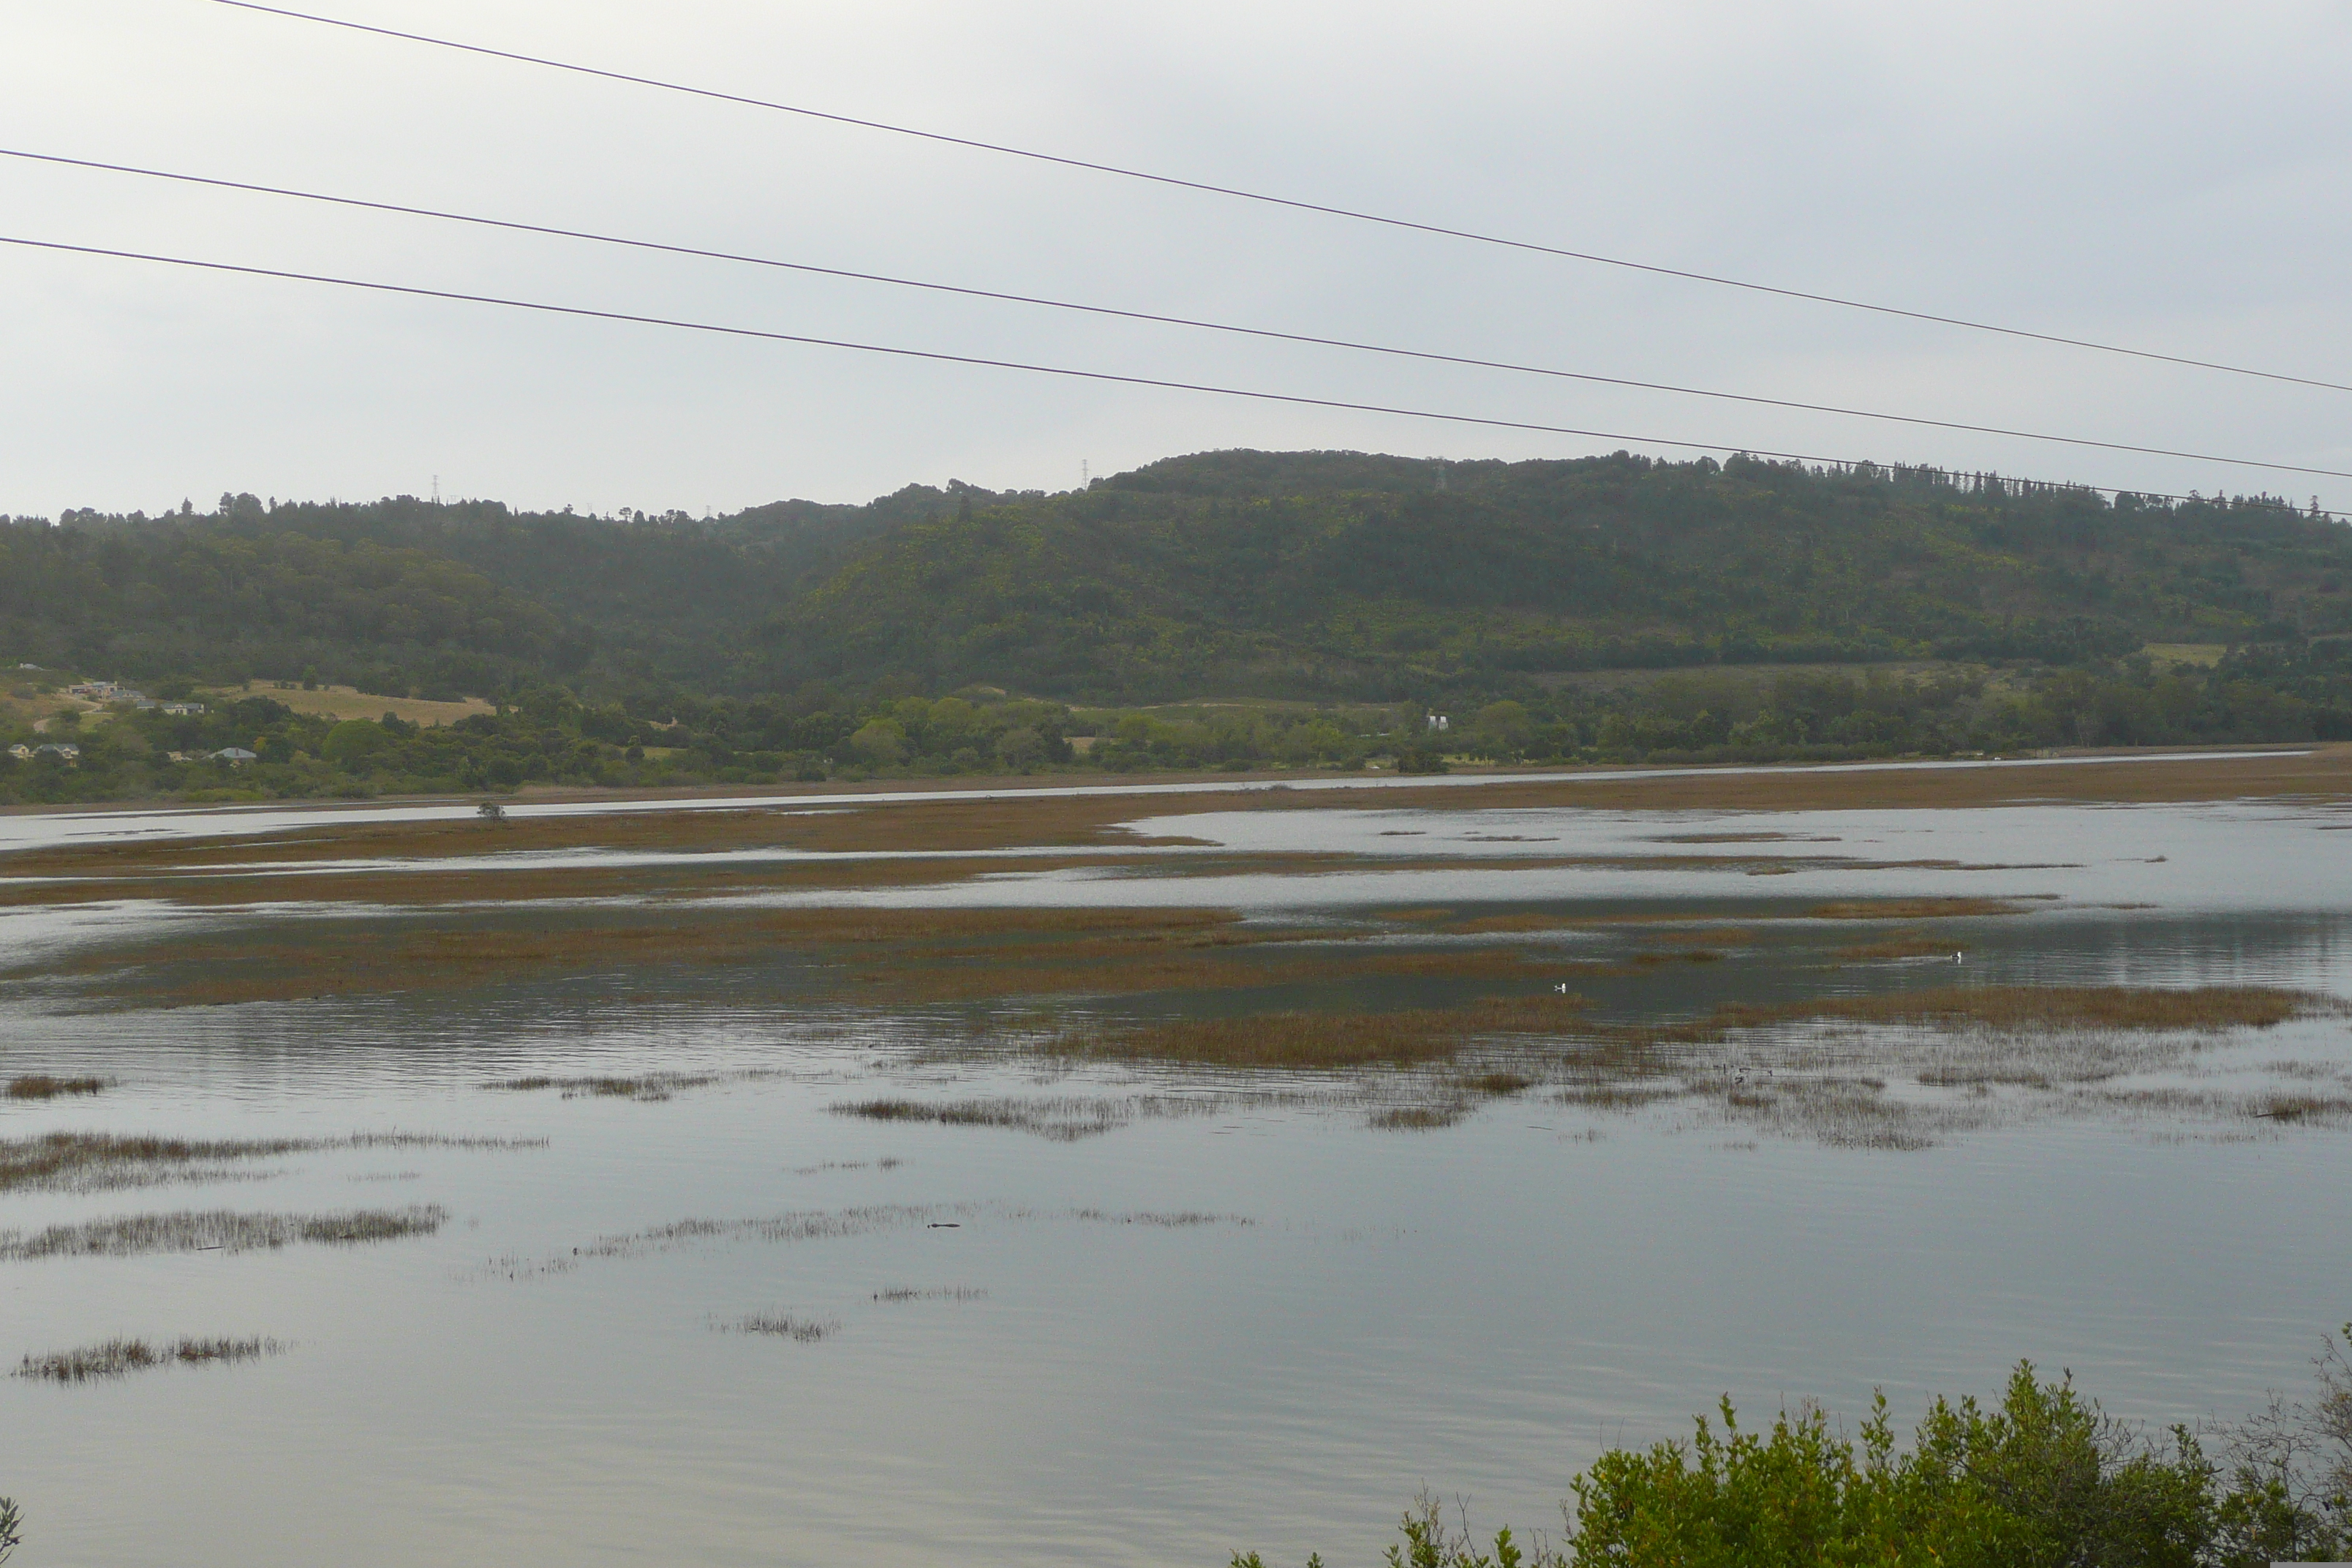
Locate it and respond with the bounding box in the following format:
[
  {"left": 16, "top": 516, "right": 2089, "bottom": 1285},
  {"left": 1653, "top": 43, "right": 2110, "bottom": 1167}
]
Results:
[
  {"left": 3, "top": 231, "right": 2342, "bottom": 519},
  {"left": 4, "top": 146, "right": 2339, "bottom": 483},
  {"left": 207, "top": 0, "right": 2352, "bottom": 398}
]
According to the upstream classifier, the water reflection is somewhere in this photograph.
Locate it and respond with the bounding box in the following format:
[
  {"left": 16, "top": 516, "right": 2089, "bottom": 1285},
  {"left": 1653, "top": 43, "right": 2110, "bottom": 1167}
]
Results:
[{"left": 2, "top": 790, "right": 2349, "bottom": 1567}]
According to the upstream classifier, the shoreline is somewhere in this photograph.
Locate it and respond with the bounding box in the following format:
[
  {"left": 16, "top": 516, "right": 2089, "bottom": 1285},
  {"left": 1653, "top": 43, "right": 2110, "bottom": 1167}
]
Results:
[{"left": 0, "top": 740, "right": 2332, "bottom": 828}]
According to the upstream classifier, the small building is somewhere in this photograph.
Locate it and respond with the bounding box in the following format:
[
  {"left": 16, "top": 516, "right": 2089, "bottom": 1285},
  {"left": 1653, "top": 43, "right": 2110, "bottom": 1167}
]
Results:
[
  {"left": 5, "top": 744, "right": 29, "bottom": 761},
  {"left": 1425, "top": 713, "right": 1451, "bottom": 732},
  {"left": 211, "top": 747, "right": 259, "bottom": 766},
  {"left": 161, "top": 701, "right": 207, "bottom": 717},
  {"left": 34, "top": 743, "right": 80, "bottom": 765},
  {"left": 67, "top": 681, "right": 119, "bottom": 701}
]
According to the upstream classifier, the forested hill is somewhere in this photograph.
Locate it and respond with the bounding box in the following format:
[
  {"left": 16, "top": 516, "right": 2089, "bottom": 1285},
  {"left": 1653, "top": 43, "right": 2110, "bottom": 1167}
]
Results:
[{"left": 6, "top": 451, "right": 2349, "bottom": 706}]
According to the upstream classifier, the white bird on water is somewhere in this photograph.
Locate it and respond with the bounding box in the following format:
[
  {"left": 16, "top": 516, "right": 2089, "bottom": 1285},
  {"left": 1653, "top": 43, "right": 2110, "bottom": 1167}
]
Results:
[{"left": 1954, "top": 951, "right": 1964, "bottom": 963}]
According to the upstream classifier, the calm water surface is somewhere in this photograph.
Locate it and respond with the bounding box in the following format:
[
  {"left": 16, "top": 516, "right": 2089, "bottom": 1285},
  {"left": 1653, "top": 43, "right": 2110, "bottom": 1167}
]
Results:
[{"left": 3, "top": 791, "right": 2349, "bottom": 1567}]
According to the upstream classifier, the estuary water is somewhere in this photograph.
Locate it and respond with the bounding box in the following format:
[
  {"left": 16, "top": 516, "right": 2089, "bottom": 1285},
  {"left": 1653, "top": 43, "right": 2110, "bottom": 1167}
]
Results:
[{"left": 3, "top": 787, "right": 2350, "bottom": 1567}]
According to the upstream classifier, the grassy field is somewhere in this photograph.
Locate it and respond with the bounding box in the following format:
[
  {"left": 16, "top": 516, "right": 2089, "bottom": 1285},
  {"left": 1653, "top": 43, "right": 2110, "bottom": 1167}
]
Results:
[{"left": 203, "top": 682, "right": 496, "bottom": 726}]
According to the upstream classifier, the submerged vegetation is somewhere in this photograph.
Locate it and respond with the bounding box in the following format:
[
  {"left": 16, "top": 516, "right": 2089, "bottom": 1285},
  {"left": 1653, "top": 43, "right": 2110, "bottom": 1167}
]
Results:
[{"left": 15, "top": 1335, "right": 283, "bottom": 1384}]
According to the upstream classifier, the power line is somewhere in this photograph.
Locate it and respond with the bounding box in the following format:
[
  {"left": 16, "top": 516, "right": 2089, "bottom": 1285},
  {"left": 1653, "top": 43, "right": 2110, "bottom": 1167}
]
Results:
[
  {"left": 208, "top": 0, "right": 2352, "bottom": 398},
  {"left": 8, "top": 147, "right": 2342, "bottom": 485},
  {"left": 4, "top": 231, "right": 2343, "bottom": 520}
]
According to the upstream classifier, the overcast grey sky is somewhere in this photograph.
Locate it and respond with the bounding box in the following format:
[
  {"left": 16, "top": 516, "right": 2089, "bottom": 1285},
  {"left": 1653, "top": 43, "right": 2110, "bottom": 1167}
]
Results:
[{"left": 4, "top": 1, "right": 2348, "bottom": 519}]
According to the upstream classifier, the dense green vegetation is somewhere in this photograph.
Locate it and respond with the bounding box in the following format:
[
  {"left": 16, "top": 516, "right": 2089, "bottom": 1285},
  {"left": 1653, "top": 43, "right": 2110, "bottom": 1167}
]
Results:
[
  {"left": 1236, "top": 1335, "right": 2352, "bottom": 1566},
  {"left": 6, "top": 451, "right": 2350, "bottom": 802}
]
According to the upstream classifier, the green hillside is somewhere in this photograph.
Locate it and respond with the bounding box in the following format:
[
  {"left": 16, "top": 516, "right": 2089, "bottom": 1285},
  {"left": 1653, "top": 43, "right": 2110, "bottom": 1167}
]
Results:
[
  {"left": 13, "top": 450, "right": 2348, "bottom": 705},
  {"left": 774, "top": 451, "right": 2348, "bottom": 701},
  {"left": 5, "top": 450, "right": 2351, "bottom": 803}
]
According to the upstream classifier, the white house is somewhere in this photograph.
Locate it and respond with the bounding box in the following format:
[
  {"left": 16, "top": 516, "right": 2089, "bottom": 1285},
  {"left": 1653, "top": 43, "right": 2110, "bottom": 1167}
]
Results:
[{"left": 211, "top": 747, "right": 259, "bottom": 766}]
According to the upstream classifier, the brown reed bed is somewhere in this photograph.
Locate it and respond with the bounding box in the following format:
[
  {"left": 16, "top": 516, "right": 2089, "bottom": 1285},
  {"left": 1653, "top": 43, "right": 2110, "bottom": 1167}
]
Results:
[
  {"left": 56, "top": 904, "right": 1256, "bottom": 1006},
  {"left": 0, "top": 790, "right": 1232, "bottom": 886},
  {"left": 0, "top": 850, "right": 1131, "bottom": 913},
  {"left": 4, "top": 1075, "right": 109, "bottom": 1099},
  {"left": 860, "top": 941, "right": 1585, "bottom": 1005},
  {"left": 1804, "top": 897, "right": 2032, "bottom": 921},
  {"left": 64, "top": 899, "right": 1630, "bottom": 1010},
  {"left": 15, "top": 1335, "right": 284, "bottom": 1384},
  {"left": 0, "top": 1131, "right": 540, "bottom": 1194},
  {"left": 0, "top": 1205, "right": 449, "bottom": 1260},
  {"left": 1628, "top": 949, "right": 1727, "bottom": 967},
  {"left": 1836, "top": 934, "right": 1970, "bottom": 960}
]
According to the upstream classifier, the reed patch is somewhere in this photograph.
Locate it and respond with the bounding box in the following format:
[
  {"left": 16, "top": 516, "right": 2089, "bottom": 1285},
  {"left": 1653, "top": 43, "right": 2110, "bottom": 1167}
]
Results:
[
  {"left": 0, "top": 1131, "right": 541, "bottom": 1194},
  {"left": 720, "top": 1312, "right": 840, "bottom": 1342},
  {"left": 15, "top": 1335, "right": 284, "bottom": 1384},
  {"left": 0, "top": 1205, "right": 449, "bottom": 1260},
  {"left": 830, "top": 1096, "right": 1134, "bottom": 1141},
  {"left": 4, "top": 1075, "right": 109, "bottom": 1100}
]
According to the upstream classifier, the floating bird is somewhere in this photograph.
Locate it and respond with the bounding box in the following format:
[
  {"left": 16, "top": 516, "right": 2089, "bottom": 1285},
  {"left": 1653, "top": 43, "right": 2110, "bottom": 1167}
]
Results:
[
  {"left": 1553, "top": 981, "right": 1572, "bottom": 993},
  {"left": 1954, "top": 951, "right": 1964, "bottom": 963}
]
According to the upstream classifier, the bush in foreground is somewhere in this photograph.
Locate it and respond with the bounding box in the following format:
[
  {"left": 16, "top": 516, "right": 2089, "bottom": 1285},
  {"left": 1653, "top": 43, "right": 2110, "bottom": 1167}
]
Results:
[{"left": 1236, "top": 1343, "right": 2352, "bottom": 1566}]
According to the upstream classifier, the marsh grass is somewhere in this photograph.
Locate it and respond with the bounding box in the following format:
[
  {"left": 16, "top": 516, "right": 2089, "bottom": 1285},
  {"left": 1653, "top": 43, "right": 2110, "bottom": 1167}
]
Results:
[
  {"left": 0, "top": 1205, "right": 449, "bottom": 1260},
  {"left": 723, "top": 1313, "right": 840, "bottom": 1342},
  {"left": 872, "top": 1286, "right": 987, "bottom": 1303},
  {"left": 0, "top": 1131, "right": 540, "bottom": 1194},
  {"left": 1463, "top": 1071, "right": 1535, "bottom": 1096},
  {"left": 61, "top": 905, "right": 1256, "bottom": 1007},
  {"left": 1555, "top": 1080, "right": 1684, "bottom": 1110},
  {"left": 15, "top": 1335, "right": 284, "bottom": 1383},
  {"left": 829, "top": 1096, "right": 1134, "bottom": 1141},
  {"left": 791, "top": 1158, "right": 906, "bottom": 1175},
  {"left": 5, "top": 1075, "right": 108, "bottom": 1100},
  {"left": 2249, "top": 1093, "right": 2352, "bottom": 1124},
  {"left": 0, "top": 1133, "right": 308, "bottom": 1194},
  {"left": 483, "top": 1072, "right": 728, "bottom": 1101},
  {"left": 1370, "top": 1103, "right": 1471, "bottom": 1131}
]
